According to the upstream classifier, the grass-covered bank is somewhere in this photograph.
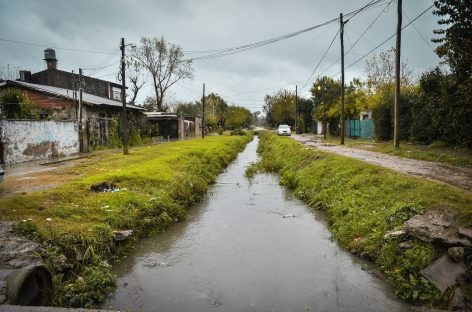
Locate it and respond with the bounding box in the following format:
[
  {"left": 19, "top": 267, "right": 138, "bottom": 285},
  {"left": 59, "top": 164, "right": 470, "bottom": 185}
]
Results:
[
  {"left": 0, "top": 133, "right": 252, "bottom": 308},
  {"left": 252, "top": 132, "right": 472, "bottom": 307}
]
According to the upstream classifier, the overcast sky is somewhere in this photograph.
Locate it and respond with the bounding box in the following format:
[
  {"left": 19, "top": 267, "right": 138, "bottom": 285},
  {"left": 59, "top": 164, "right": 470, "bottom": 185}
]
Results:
[{"left": 0, "top": 0, "right": 441, "bottom": 112}]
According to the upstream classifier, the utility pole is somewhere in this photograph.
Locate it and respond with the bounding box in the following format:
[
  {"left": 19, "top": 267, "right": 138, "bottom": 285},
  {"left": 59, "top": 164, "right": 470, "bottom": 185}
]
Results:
[
  {"left": 78, "top": 68, "right": 84, "bottom": 153},
  {"left": 284, "top": 90, "right": 287, "bottom": 125},
  {"left": 120, "top": 38, "right": 129, "bottom": 155},
  {"left": 202, "top": 83, "right": 205, "bottom": 139},
  {"left": 394, "top": 0, "right": 402, "bottom": 148},
  {"left": 295, "top": 85, "right": 298, "bottom": 133},
  {"left": 322, "top": 77, "right": 327, "bottom": 139},
  {"left": 340, "top": 13, "right": 345, "bottom": 145}
]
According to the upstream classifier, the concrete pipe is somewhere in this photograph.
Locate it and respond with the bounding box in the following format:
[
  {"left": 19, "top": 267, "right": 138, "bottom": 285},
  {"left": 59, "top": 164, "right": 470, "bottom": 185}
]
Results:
[{"left": 0, "top": 265, "right": 52, "bottom": 306}]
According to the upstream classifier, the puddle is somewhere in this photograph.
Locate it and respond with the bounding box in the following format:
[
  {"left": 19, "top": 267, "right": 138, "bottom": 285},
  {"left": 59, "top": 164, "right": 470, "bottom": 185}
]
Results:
[{"left": 104, "top": 137, "right": 410, "bottom": 312}]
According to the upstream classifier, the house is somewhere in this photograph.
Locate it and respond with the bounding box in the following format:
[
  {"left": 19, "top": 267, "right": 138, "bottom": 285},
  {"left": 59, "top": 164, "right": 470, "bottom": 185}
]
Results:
[
  {"left": 145, "top": 112, "right": 202, "bottom": 140},
  {"left": 0, "top": 49, "right": 146, "bottom": 163}
]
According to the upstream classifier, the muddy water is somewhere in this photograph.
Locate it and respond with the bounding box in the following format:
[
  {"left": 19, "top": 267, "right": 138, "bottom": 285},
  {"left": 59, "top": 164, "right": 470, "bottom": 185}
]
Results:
[{"left": 105, "top": 138, "right": 409, "bottom": 312}]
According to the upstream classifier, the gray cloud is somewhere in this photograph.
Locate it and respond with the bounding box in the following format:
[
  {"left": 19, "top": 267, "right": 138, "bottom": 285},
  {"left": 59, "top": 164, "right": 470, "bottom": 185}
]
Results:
[{"left": 0, "top": 0, "right": 441, "bottom": 111}]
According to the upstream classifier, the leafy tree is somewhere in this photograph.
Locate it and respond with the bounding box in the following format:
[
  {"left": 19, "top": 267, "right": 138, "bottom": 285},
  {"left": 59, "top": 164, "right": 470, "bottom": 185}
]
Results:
[
  {"left": 433, "top": 0, "right": 472, "bottom": 81},
  {"left": 205, "top": 93, "right": 228, "bottom": 129},
  {"left": 174, "top": 101, "right": 201, "bottom": 116},
  {"left": 297, "top": 98, "right": 314, "bottom": 133},
  {"left": 224, "top": 106, "right": 253, "bottom": 129},
  {"left": 130, "top": 37, "right": 194, "bottom": 111},
  {"left": 264, "top": 90, "right": 297, "bottom": 126},
  {"left": 0, "top": 88, "right": 38, "bottom": 119},
  {"left": 310, "top": 77, "right": 341, "bottom": 135},
  {"left": 263, "top": 94, "right": 276, "bottom": 128}
]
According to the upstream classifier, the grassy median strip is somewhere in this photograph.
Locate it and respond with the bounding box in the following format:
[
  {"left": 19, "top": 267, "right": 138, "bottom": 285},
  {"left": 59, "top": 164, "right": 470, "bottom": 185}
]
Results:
[
  {"left": 252, "top": 132, "right": 472, "bottom": 306},
  {"left": 0, "top": 134, "right": 252, "bottom": 308}
]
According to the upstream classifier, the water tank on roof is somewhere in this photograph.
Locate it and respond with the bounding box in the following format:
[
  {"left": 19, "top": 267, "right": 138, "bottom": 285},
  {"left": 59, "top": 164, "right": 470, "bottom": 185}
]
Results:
[{"left": 44, "top": 48, "right": 57, "bottom": 61}]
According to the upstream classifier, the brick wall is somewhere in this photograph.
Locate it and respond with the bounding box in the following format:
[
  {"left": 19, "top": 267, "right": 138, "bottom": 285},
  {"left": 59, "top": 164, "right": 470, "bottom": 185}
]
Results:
[{"left": 0, "top": 120, "right": 79, "bottom": 164}]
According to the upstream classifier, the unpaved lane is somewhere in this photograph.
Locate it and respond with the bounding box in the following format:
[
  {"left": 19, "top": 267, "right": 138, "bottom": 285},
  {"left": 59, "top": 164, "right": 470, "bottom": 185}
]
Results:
[{"left": 292, "top": 134, "right": 472, "bottom": 191}]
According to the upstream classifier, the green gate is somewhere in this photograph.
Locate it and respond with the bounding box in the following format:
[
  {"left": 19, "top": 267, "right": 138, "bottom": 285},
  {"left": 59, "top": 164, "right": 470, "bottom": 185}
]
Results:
[{"left": 344, "top": 119, "right": 374, "bottom": 139}]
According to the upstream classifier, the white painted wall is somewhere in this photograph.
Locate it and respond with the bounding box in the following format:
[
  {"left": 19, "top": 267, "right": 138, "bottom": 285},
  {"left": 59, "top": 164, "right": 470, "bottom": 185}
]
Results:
[{"left": 0, "top": 120, "right": 79, "bottom": 164}]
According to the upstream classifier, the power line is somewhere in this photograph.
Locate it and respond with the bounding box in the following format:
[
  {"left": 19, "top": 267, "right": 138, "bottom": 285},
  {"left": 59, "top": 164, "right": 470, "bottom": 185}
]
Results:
[
  {"left": 403, "top": 10, "right": 435, "bottom": 52},
  {"left": 186, "top": 0, "right": 388, "bottom": 62},
  {"left": 331, "top": 3, "right": 434, "bottom": 77},
  {"left": 0, "top": 38, "right": 115, "bottom": 55},
  {"left": 300, "top": 29, "right": 340, "bottom": 90},
  {"left": 318, "top": 0, "right": 392, "bottom": 78}
]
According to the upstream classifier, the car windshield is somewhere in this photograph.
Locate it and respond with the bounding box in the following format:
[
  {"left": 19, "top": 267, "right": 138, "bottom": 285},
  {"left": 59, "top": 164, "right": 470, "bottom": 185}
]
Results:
[{"left": 279, "top": 125, "right": 290, "bottom": 129}]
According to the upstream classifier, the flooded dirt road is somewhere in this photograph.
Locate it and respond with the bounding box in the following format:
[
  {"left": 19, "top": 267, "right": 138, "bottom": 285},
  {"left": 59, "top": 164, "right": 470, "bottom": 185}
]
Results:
[
  {"left": 105, "top": 137, "right": 409, "bottom": 312},
  {"left": 292, "top": 134, "right": 472, "bottom": 191}
]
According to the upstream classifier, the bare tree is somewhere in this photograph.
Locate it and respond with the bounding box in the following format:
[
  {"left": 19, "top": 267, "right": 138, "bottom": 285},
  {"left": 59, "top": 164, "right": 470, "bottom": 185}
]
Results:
[
  {"left": 364, "top": 48, "right": 412, "bottom": 92},
  {"left": 131, "top": 37, "right": 194, "bottom": 111},
  {"left": 126, "top": 57, "right": 144, "bottom": 104}
]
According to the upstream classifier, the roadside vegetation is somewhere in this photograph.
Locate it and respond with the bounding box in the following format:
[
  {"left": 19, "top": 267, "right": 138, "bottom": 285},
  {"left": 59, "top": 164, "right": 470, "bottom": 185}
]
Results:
[
  {"left": 251, "top": 132, "right": 472, "bottom": 307},
  {"left": 0, "top": 134, "right": 252, "bottom": 308},
  {"left": 322, "top": 136, "right": 472, "bottom": 168}
]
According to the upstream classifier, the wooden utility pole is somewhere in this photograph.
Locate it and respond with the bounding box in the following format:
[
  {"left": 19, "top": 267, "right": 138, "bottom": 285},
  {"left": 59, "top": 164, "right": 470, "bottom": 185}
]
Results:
[
  {"left": 78, "top": 68, "right": 84, "bottom": 153},
  {"left": 295, "top": 85, "right": 298, "bottom": 133},
  {"left": 340, "top": 13, "right": 345, "bottom": 145},
  {"left": 284, "top": 90, "right": 287, "bottom": 125},
  {"left": 202, "top": 83, "right": 205, "bottom": 139},
  {"left": 394, "top": 0, "right": 402, "bottom": 148},
  {"left": 322, "top": 77, "right": 327, "bottom": 140},
  {"left": 120, "top": 38, "right": 129, "bottom": 155}
]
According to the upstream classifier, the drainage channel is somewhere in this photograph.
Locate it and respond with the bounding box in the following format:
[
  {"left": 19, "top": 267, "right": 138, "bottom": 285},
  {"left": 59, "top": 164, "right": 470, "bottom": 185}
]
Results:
[{"left": 104, "top": 137, "right": 410, "bottom": 312}]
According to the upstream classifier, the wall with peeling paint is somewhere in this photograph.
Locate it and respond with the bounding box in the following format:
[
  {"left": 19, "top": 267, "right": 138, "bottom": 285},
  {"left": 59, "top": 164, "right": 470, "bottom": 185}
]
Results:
[{"left": 0, "top": 120, "right": 79, "bottom": 164}]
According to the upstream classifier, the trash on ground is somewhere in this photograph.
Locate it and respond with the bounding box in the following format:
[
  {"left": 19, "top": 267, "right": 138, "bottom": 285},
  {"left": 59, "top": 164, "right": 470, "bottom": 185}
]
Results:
[
  {"left": 282, "top": 213, "right": 296, "bottom": 218},
  {"left": 91, "top": 181, "right": 118, "bottom": 192}
]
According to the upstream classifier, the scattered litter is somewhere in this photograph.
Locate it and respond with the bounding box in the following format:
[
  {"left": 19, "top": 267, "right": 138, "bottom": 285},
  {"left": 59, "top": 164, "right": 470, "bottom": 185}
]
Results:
[
  {"left": 90, "top": 181, "right": 118, "bottom": 193},
  {"left": 149, "top": 197, "right": 156, "bottom": 201},
  {"left": 46, "top": 218, "right": 52, "bottom": 222},
  {"left": 102, "top": 205, "right": 110, "bottom": 209},
  {"left": 282, "top": 213, "right": 296, "bottom": 218}
]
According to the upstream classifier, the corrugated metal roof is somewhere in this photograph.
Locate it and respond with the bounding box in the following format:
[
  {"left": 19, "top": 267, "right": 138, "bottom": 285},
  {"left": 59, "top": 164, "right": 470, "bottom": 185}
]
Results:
[{"left": 5, "top": 80, "right": 143, "bottom": 110}]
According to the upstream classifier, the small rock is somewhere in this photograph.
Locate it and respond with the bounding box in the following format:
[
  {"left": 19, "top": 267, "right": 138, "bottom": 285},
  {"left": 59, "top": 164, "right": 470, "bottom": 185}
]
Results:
[
  {"left": 421, "top": 255, "right": 467, "bottom": 292},
  {"left": 448, "top": 287, "right": 465, "bottom": 311},
  {"left": 399, "top": 241, "right": 413, "bottom": 250},
  {"left": 384, "top": 229, "right": 406, "bottom": 240},
  {"left": 458, "top": 227, "right": 472, "bottom": 240},
  {"left": 448, "top": 247, "right": 465, "bottom": 263},
  {"left": 113, "top": 230, "right": 133, "bottom": 241}
]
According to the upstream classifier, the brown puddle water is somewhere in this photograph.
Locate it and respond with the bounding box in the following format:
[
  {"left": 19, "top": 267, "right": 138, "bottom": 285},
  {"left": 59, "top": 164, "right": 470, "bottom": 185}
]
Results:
[{"left": 104, "top": 137, "right": 410, "bottom": 312}]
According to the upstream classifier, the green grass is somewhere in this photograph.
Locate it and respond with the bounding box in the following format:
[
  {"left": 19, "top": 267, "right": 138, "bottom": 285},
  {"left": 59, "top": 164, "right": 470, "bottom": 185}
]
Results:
[
  {"left": 323, "top": 136, "right": 472, "bottom": 168},
  {"left": 255, "top": 132, "right": 472, "bottom": 306},
  {"left": 0, "top": 134, "right": 252, "bottom": 308}
]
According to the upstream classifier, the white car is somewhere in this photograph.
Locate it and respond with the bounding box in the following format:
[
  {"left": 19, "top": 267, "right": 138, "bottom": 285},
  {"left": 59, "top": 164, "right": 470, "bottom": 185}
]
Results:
[{"left": 277, "top": 124, "right": 291, "bottom": 136}]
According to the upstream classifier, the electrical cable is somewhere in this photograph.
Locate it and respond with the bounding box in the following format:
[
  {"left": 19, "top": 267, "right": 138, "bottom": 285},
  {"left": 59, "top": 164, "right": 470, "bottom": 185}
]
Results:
[
  {"left": 186, "top": 0, "right": 388, "bottom": 62},
  {"left": 329, "top": 3, "right": 434, "bottom": 77},
  {"left": 300, "top": 29, "right": 340, "bottom": 91},
  {"left": 0, "top": 38, "right": 115, "bottom": 54}
]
